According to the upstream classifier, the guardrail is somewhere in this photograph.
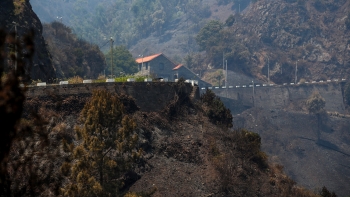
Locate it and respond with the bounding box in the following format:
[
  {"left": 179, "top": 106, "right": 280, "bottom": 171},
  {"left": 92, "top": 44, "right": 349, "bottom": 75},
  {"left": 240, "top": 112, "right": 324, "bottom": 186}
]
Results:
[
  {"left": 200, "top": 78, "right": 347, "bottom": 90},
  {"left": 21, "top": 78, "right": 347, "bottom": 90},
  {"left": 20, "top": 78, "right": 201, "bottom": 88}
]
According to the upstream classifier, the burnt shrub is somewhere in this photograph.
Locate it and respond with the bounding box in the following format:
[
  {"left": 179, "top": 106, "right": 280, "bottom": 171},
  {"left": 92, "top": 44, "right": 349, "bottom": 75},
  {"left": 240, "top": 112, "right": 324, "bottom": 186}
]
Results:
[
  {"left": 201, "top": 89, "right": 233, "bottom": 128},
  {"left": 164, "top": 78, "right": 193, "bottom": 119}
]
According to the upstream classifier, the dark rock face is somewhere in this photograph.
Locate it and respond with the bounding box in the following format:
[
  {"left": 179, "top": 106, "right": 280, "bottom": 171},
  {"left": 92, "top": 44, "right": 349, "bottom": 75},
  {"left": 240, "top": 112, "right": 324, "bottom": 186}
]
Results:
[{"left": 0, "top": 0, "right": 56, "bottom": 82}]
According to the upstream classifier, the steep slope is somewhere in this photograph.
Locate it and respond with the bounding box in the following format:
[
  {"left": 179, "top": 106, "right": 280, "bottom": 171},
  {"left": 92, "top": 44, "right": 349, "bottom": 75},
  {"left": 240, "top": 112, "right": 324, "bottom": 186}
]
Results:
[
  {"left": 42, "top": 22, "right": 105, "bottom": 79},
  {"left": 30, "top": 0, "right": 212, "bottom": 55},
  {"left": 21, "top": 84, "right": 323, "bottom": 196},
  {"left": 0, "top": 0, "right": 56, "bottom": 81},
  {"left": 30, "top": 0, "right": 350, "bottom": 83},
  {"left": 233, "top": 108, "right": 350, "bottom": 196},
  {"left": 206, "top": 0, "right": 350, "bottom": 83}
]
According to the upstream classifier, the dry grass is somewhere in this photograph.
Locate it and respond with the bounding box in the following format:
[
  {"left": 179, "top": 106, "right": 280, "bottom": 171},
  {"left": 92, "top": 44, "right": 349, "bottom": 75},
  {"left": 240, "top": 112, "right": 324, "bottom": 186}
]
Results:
[
  {"left": 67, "top": 76, "right": 83, "bottom": 84},
  {"left": 202, "top": 69, "right": 224, "bottom": 86},
  {"left": 13, "top": 0, "right": 26, "bottom": 15},
  {"left": 30, "top": 79, "right": 42, "bottom": 85}
]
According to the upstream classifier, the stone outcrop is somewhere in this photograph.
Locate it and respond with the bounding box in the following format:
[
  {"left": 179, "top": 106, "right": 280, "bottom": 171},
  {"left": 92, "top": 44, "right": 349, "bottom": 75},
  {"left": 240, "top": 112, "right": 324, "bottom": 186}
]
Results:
[{"left": 0, "top": 0, "right": 56, "bottom": 81}]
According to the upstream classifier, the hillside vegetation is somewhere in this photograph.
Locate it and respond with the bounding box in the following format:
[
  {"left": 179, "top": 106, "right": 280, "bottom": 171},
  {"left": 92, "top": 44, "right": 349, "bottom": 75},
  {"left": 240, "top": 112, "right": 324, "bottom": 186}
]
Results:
[
  {"left": 32, "top": 0, "right": 350, "bottom": 84},
  {"left": 31, "top": 0, "right": 212, "bottom": 50},
  {"left": 193, "top": 0, "right": 350, "bottom": 83}
]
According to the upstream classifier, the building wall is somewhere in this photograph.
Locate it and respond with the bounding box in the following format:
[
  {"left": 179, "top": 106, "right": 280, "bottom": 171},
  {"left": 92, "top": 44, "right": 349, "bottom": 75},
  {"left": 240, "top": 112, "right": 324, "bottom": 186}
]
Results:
[
  {"left": 175, "top": 67, "right": 210, "bottom": 87},
  {"left": 175, "top": 67, "right": 199, "bottom": 80},
  {"left": 137, "top": 55, "right": 176, "bottom": 80},
  {"left": 138, "top": 62, "right": 151, "bottom": 76},
  {"left": 149, "top": 55, "right": 175, "bottom": 80}
]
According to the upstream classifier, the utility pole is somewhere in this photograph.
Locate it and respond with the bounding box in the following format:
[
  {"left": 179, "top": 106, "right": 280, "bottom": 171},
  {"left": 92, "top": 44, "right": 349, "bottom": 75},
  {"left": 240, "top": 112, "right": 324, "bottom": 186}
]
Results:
[
  {"left": 267, "top": 56, "right": 270, "bottom": 84},
  {"left": 222, "top": 51, "right": 224, "bottom": 71},
  {"left": 239, "top": 0, "right": 241, "bottom": 13},
  {"left": 252, "top": 80, "right": 255, "bottom": 107},
  {"left": 295, "top": 60, "right": 298, "bottom": 84},
  {"left": 281, "top": 65, "right": 282, "bottom": 74},
  {"left": 110, "top": 37, "right": 114, "bottom": 78},
  {"left": 225, "top": 60, "right": 228, "bottom": 87},
  {"left": 139, "top": 54, "right": 144, "bottom": 75},
  {"left": 225, "top": 60, "right": 228, "bottom": 97}
]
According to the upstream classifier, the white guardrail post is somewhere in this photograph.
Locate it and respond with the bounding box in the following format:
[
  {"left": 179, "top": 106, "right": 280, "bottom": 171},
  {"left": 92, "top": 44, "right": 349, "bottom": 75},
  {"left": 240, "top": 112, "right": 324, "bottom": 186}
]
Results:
[
  {"left": 37, "top": 82, "right": 46, "bottom": 86},
  {"left": 59, "top": 81, "right": 69, "bottom": 85},
  {"left": 83, "top": 80, "right": 92, "bottom": 83},
  {"left": 106, "top": 79, "right": 115, "bottom": 82}
]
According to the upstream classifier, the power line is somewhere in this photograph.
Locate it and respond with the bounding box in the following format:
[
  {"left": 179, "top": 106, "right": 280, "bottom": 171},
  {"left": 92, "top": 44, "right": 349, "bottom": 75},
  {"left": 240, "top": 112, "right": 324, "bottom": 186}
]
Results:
[{"left": 99, "top": 40, "right": 110, "bottom": 48}]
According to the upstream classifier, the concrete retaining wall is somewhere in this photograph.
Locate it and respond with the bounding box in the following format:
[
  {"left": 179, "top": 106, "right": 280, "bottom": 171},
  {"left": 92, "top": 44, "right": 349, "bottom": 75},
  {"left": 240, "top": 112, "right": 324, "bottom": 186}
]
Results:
[
  {"left": 26, "top": 82, "right": 199, "bottom": 112},
  {"left": 211, "top": 83, "right": 346, "bottom": 113}
]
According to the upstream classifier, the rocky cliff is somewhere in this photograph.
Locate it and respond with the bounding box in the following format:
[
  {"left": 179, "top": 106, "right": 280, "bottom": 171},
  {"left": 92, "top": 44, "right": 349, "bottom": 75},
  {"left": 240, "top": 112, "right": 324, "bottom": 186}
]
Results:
[
  {"left": 0, "top": 0, "right": 56, "bottom": 81},
  {"left": 231, "top": 0, "right": 350, "bottom": 83}
]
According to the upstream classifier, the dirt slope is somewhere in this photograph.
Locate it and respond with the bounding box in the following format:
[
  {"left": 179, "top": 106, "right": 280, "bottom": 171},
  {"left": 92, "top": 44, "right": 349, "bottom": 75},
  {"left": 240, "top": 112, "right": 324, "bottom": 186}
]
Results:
[
  {"left": 233, "top": 108, "right": 350, "bottom": 196},
  {"left": 22, "top": 88, "right": 320, "bottom": 197}
]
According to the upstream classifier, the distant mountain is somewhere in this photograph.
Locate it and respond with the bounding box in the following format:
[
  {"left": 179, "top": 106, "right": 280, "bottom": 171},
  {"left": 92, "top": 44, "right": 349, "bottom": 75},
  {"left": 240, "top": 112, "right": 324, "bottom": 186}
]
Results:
[
  {"left": 30, "top": 0, "right": 350, "bottom": 83},
  {"left": 30, "top": 0, "right": 214, "bottom": 54},
  {"left": 0, "top": 0, "right": 56, "bottom": 81}
]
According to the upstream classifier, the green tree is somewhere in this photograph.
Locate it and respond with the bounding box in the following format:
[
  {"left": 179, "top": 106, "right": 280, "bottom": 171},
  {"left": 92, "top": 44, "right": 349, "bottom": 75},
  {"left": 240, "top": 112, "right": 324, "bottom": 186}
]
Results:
[
  {"left": 61, "top": 89, "right": 141, "bottom": 196},
  {"left": 105, "top": 45, "right": 138, "bottom": 76},
  {"left": 195, "top": 20, "right": 223, "bottom": 52},
  {"left": 225, "top": 14, "right": 235, "bottom": 27}
]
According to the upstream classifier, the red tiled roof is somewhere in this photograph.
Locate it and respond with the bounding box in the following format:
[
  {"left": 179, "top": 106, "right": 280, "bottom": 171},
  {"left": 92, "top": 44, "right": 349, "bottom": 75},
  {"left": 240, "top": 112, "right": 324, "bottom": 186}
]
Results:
[
  {"left": 173, "top": 64, "right": 184, "bottom": 70},
  {"left": 135, "top": 53, "right": 162, "bottom": 63}
]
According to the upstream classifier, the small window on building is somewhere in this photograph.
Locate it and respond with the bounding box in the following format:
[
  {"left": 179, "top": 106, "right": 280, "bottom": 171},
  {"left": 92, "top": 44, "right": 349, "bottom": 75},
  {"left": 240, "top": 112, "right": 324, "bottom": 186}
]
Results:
[
  {"left": 145, "top": 63, "right": 148, "bottom": 70},
  {"left": 159, "top": 63, "right": 164, "bottom": 70},
  {"left": 138, "top": 64, "right": 142, "bottom": 71}
]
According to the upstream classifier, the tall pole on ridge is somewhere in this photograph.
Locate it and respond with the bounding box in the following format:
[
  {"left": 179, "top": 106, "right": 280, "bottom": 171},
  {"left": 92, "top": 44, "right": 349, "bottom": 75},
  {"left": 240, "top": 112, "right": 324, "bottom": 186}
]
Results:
[
  {"left": 267, "top": 56, "right": 269, "bottom": 84},
  {"left": 225, "top": 60, "right": 228, "bottom": 97},
  {"left": 295, "top": 60, "right": 298, "bottom": 84},
  {"left": 225, "top": 60, "right": 228, "bottom": 87},
  {"left": 252, "top": 80, "right": 255, "bottom": 107},
  {"left": 110, "top": 37, "right": 114, "bottom": 78},
  {"left": 223, "top": 51, "right": 224, "bottom": 71}
]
